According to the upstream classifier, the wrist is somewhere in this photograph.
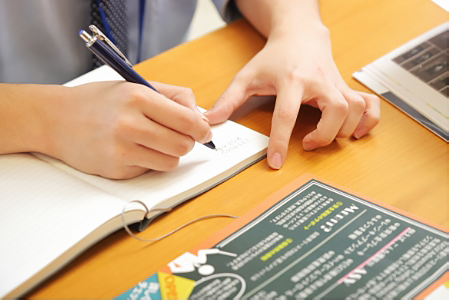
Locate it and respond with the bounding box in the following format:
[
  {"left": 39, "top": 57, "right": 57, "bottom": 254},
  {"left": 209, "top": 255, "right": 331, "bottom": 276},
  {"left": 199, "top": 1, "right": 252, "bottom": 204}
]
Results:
[
  {"left": 236, "top": 0, "right": 326, "bottom": 40},
  {"left": 37, "top": 85, "right": 75, "bottom": 159},
  {"left": 10, "top": 84, "right": 73, "bottom": 158},
  {"left": 0, "top": 84, "right": 65, "bottom": 155},
  {"left": 268, "top": 17, "right": 329, "bottom": 43}
]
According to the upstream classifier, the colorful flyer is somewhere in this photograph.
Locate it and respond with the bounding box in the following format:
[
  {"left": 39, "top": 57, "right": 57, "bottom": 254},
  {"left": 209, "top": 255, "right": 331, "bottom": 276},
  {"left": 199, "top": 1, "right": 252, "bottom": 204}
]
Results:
[{"left": 116, "top": 176, "right": 448, "bottom": 299}]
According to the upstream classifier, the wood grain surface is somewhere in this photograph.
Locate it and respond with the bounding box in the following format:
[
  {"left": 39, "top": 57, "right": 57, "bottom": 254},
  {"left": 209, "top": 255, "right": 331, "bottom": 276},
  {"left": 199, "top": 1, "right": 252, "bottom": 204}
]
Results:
[{"left": 29, "top": 0, "right": 447, "bottom": 297}]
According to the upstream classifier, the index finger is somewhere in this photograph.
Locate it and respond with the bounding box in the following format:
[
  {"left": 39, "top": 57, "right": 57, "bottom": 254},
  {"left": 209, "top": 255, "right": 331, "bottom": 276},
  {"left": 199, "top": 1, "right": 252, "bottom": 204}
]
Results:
[
  {"left": 268, "top": 83, "right": 304, "bottom": 169},
  {"left": 137, "top": 88, "right": 212, "bottom": 144},
  {"left": 150, "top": 82, "right": 200, "bottom": 113}
]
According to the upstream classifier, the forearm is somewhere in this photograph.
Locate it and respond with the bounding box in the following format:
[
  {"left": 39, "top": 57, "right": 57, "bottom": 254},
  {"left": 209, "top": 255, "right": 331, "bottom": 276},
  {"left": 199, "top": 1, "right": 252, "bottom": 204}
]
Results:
[
  {"left": 0, "top": 84, "right": 68, "bottom": 155},
  {"left": 235, "top": 0, "right": 325, "bottom": 39}
]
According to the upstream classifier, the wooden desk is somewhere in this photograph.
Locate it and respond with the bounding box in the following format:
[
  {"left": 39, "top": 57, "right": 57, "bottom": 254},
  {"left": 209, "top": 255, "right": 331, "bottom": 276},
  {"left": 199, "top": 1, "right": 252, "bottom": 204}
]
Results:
[{"left": 30, "top": 0, "right": 447, "bottom": 297}]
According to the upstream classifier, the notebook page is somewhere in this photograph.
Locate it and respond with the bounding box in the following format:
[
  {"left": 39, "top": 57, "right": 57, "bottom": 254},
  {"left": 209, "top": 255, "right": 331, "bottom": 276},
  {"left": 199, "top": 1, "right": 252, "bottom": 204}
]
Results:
[
  {"left": 34, "top": 65, "right": 269, "bottom": 216},
  {"left": 37, "top": 118, "right": 269, "bottom": 213},
  {"left": 0, "top": 154, "right": 130, "bottom": 298}
]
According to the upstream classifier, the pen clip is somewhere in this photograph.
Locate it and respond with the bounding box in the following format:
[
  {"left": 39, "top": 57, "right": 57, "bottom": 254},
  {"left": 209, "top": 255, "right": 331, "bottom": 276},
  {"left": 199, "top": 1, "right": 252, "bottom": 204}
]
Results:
[{"left": 88, "top": 24, "right": 133, "bottom": 67}]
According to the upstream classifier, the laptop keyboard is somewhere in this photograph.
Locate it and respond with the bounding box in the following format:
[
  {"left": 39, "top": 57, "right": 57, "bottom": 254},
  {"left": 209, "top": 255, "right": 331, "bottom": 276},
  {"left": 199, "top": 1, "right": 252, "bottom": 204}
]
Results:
[{"left": 393, "top": 29, "right": 449, "bottom": 97}]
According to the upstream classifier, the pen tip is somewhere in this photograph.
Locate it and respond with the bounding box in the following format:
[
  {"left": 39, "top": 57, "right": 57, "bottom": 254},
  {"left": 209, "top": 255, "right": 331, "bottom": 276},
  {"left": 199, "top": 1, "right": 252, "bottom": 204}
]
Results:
[{"left": 204, "top": 141, "right": 216, "bottom": 150}]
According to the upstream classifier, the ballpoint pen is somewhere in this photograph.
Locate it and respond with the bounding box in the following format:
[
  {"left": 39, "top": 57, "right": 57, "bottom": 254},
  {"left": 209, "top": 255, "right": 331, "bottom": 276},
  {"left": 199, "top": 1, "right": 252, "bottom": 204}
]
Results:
[{"left": 79, "top": 25, "right": 216, "bottom": 150}]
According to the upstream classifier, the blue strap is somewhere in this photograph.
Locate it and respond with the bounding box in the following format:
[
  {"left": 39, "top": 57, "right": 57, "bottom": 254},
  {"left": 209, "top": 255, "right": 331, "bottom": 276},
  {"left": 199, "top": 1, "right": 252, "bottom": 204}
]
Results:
[
  {"left": 137, "top": 0, "right": 146, "bottom": 62},
  {"left": 96, "top": 0, "right": 117, "bottom": 45},
  {"left": 96, "top": 0, "right": 146, "bottom": 63}
]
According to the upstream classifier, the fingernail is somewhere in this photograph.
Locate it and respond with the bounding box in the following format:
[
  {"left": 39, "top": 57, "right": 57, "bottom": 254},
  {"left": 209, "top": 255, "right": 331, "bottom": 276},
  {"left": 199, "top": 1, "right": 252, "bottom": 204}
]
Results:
[
  {"left": 201, "top": 115, "right": 209, "bottom": 123},
  {"left": 205, "top": 130, "right": 213, "bottom": 142},
  {"left": 303, "top": 141, "right": 316, "bottom": 151},
  {"left": 204, "top": 108, "right": 213, "bottom": 116},
  {"left": 270, "top": 152, "right": 283, "bottom": 169},
  {"left": 353, "top": 126, "right": 368, "bottom": 139}
]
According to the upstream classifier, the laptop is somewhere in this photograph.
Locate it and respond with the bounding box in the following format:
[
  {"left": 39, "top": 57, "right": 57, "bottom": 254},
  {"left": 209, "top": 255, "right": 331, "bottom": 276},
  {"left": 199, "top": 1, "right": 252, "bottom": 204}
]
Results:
[{"left": 353, "top": 22, "right": 448, "bottom": 141}]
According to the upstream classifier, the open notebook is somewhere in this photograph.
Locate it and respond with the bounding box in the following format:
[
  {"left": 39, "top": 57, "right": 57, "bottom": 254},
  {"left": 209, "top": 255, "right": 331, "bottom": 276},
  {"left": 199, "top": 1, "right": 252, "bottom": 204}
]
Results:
[
  {"left": 353, "top": 22, "right": 448, "bottom": 141},
  {"left": 0, "top": 66, "right": 269, "bottom": 298}
]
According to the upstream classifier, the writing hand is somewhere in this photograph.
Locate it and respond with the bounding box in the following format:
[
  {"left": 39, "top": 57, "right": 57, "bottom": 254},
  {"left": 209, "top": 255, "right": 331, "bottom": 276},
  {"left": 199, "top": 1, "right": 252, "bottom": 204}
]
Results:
[{"left": 45, "top": 81, "right": 212, "bottom": 179}]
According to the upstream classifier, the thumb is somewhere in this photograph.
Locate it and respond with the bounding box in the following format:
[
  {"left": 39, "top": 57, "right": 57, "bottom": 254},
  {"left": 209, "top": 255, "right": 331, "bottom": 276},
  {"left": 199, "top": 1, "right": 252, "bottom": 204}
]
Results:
[{"left": 205, "top": 77, "right": 249, "bottom": 125}]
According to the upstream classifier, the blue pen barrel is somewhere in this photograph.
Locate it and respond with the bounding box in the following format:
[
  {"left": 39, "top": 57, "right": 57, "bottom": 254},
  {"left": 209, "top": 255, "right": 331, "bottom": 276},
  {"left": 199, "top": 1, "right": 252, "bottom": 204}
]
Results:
[{"left": 90, "top": 40, "right": 157, "bottom": 92}]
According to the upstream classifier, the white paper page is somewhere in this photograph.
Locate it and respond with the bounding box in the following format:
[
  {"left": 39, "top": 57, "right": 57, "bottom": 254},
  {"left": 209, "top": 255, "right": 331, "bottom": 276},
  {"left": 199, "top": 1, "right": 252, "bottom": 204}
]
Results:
[
  {"left": 64, "top": 64, "right": 125, "bottom": 85},
  {"left": 433, "top": 0, "right": 449, "bottom": 11},
  {"left": 51, "top": 65, "right": 269, "bottom": 212},
  {"left": 0, "top": 154, "right": 127, "bottom": 298},
  {"left": 37, "top": 119, "right": 268, "bottom": 212}
]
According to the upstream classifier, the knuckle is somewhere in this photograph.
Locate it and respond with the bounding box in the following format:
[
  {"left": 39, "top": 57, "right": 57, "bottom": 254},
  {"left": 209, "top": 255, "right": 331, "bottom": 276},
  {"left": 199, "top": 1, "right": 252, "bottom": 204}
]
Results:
[
  {"left": 275, "top": 106, "right": 297, "bottom": 124},
  {"left": 101, "top": 148, "right": 130, "bottom": 179},
  {"left": 286, "top": 67, "right": 306, "bottom": 84},
  {"left": 126, "top": 86, "right": 148, "bottom": 106},
  {"left": 337, "top": 130, "right": 351, "bottom": 139},
  {"left": 161, "top": 157, "right": 180, "bottom": 171},
  {"left": 349, "top": 96, "right": 366, "bottom": 113},
  {"left": 367, "top": 113, "right": 381, "bottom": 127},
  {"left": 179, "top": 87, "right": 195, "bottom": 99},
  {"left": 269, "top": 138, "right": 288, "bottom": 154},
  {"left": 107, "top": 167, "right": 143, "bottom": 180},
  {"left": 235, "top": 69, "right": 253, "bottom": 83},
  {"left": 109, "top": 144, "right": 128, "bottom": 164},
  {"left": 105, "top": 168, "right": 128, "bottom": 180},
  {"left": 333, "top": 100, "right": 349, "bottom": 116},
  {"left": 178, "top": 112, "right": 198, "bottom": 132},
  {"left": 113, "top": 115, "right": 135, "bottom": 138},
  {"left": 173, "top": 138, "right": 195, "bottom": 156},
  {"left": 364, "top": 94, "right": 381, "bottom": 125},
  {"left": 233, "top": 69, "right": 256, "bottom": 92},
  {"left": 285, "top": 65, "right": 325, "bottom": 87},
  {"left": 314, "top": 134, "right": 334, "bottom": 147},
  {"left": 368, "top": 94, "right": 381, "bottom": 105},
  {"left": 320, "top": 26, "right": 331, "bottom": 38}
]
